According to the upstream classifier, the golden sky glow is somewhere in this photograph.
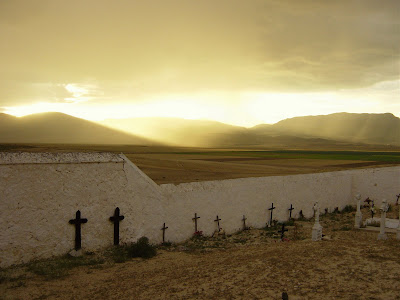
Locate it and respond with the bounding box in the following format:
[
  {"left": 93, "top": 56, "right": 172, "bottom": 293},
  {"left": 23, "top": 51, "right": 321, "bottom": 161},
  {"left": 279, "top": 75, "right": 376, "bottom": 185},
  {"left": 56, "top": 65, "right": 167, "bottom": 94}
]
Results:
[{"left": 0, "top": 0, "right": 399, "bottom": 126}]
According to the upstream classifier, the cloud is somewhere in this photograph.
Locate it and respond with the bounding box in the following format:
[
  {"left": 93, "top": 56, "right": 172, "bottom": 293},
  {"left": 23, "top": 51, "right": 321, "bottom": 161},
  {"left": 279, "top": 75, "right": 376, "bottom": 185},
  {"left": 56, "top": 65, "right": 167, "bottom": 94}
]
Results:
[{"left": 0, "top": 0, "right": 398, "bottom": 108}]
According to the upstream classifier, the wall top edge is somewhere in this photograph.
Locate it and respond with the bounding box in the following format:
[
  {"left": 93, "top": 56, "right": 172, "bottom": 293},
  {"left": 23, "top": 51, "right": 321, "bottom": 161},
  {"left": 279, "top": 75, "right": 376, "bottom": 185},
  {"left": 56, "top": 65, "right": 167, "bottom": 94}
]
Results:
[{"left": 0, "top": 152, "right": 124, "bottom": 165}]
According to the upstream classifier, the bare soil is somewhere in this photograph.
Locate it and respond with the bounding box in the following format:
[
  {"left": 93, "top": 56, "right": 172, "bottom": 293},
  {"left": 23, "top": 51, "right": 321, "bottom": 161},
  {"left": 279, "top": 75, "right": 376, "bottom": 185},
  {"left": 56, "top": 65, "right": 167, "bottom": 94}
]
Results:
[
  {"left": 1, "top": 143, "right": 399, "bottom": 184},
  {"left": 2, "top": 208, "right": 400, "bottom": 300}
]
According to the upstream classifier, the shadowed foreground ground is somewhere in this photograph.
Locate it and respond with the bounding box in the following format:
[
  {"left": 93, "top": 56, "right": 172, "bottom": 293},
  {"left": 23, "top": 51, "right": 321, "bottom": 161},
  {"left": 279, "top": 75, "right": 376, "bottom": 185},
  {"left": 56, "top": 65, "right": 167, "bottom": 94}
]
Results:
[{"left": 1, "top": 209, "right": 400, "bottom": 300}]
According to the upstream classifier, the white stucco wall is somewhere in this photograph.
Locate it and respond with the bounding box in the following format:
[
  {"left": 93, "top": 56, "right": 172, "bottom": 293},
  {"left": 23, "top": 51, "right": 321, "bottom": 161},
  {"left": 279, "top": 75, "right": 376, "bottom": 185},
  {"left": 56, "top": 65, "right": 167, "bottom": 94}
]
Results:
[
  {"left": 0, "top": 152, "right": 166, "bottom": 268},
  {"left": 1, "top": 152, "right": 399, "bottom": 267}
]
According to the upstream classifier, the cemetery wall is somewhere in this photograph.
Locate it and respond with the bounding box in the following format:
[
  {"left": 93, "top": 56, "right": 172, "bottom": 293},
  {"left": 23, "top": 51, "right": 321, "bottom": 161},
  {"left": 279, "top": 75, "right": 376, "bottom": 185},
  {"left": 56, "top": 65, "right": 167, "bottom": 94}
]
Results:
[
  {"left": 0, "top": 152, "right": 399, "bottom": 267},
  {"left": 160, "top": 167, "right": 400, "bottom": 240},
  {"left": 0, "top": 152, "right": 166, "bottom": 268}
]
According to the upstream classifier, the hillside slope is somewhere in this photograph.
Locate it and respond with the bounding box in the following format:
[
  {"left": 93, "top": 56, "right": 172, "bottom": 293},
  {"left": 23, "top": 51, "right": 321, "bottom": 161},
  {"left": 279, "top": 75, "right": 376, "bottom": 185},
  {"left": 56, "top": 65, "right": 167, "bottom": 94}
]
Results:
[
  {"left": 257, "top": 113, "right": 400, "bottom": 145},
  {"left": 0, "top": 113, "right": 154, "bottom": 145}
]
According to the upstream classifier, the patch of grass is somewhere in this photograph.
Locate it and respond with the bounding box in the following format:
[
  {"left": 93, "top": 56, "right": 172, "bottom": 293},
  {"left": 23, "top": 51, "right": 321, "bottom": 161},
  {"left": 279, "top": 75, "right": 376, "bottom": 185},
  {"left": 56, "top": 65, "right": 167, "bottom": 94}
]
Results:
[
  {"left": 291, "top": 223, "right": 306, "bottom": 240},
  {"left": 339, "top": 225, "right": 352, "bottom": 231},
  {"left": 126, "top": 237, "right": 157, "bottom": 259},
  {"left": 26, "top": 255, "right": 105, "bottom": 279},
  {"left": 106, "top": 245, "right": 129, "bottom": 263},
  {"left": 169, "top": 150, "right": 400, "bottom": 162},
  {"left": 342, "top": 205, "right": 356, "bottom": 213},
  {"left": 233, "top": 238, "right": 247, "bottom": 244},
  {"left": 284, "top": 219, "right": 296, "bottom": 226}
]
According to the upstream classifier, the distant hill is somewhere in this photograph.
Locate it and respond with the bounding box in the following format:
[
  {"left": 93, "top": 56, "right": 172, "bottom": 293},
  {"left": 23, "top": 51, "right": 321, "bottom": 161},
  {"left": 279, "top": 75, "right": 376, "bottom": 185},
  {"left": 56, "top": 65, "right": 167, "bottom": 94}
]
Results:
[
  {"left": 100, "top": 117, "right": 250, "bottom": 147},
  {"left": 99, "top": 115, "right": 386, "bottom": 148},
  {"left": 255, "top": 113, "right": 400, "bottom": 146},
  {"left": 0, "top": 112, "right": 154, "bottom": 145},
  {"left": 1, "top": 112, "right": 398, "bottom": 148}
]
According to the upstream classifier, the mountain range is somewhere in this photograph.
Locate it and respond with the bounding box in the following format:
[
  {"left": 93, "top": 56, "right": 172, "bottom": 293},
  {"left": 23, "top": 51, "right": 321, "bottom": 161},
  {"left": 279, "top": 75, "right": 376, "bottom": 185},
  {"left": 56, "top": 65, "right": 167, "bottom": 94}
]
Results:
[
  {"left": 0, "top": 112, "right": 152, "bottom": 145},
  {"left": 0, "top": 112, "right": 399, "bottom": 147}
]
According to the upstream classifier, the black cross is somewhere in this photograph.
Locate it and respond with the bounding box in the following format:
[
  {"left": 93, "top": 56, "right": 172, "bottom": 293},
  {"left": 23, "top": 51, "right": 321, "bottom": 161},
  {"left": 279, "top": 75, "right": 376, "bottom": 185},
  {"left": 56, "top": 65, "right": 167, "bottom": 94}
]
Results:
[
  {"left": 396, "top": 194, "right": 400, "bottom": 205},
  {"left": 109, "top": 207, "right": 124, "bottom": 245},
  {"left": 161, "top": 223, "right": 168, "bottom": 243},
  {"left": 288, "top": 204, "right": 294, "bottom": 220},
  {"left": 268, "top": 203, "right": 276, "bottom": 226},
  {"left": 192, "top": 213, "right": 200, "bottom": 232},
  {"left": 214, "top": 215, "right": 221, "bottom": 231},
  {"left": 364, "top": 197, "right": 372, "bottom": 206},
  {"left": 242, "top": 215, "right": 248, "bottom": 230},
  {"left": 278, "top": 223, "right": 288, "bottom": 240},
  {"left": 69, "top": 210, "right": 88, "bottom": 250}
]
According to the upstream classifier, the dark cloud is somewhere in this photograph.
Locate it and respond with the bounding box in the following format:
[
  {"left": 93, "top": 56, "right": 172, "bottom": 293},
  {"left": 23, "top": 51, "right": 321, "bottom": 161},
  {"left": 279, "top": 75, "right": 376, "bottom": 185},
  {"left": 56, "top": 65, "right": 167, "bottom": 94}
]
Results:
[{"left": 0, "top": 0, "right": 399, "bottom": 107}]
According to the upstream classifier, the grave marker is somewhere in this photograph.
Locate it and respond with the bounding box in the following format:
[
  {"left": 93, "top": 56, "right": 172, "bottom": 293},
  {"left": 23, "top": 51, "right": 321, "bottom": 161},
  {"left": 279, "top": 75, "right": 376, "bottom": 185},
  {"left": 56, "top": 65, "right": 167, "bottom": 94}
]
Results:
[
  {"left": 109, "top": 207, "right": 124, "bottom": 245},
  {"left": 397, "top": 204, "right": 400, "bottom": 240},
  {"left": 242, "top": 215, "right": 248, "bottom": 230},
  {"left": 354, "top": 193, "right": 362, "bottom": 229},
  {"left": 288, "top": 204, "right": 294, "bottom": 220},
  {"left": 268, "top": 203, "right": 276, "bottom": 226},
  {"left": 378, "top": 199, "right": 389, "bottom": 240},
  {"left": 161, "top": 223, "right": 168, "bottom": 243},
  {"left": 69, "top": 210, "right": 88, "bottom": 250},
  {"left": 371, "top": 203, "right": 376, "bottom": 219},
  {"left": 192, "top": 213, "right": 200, "bottom": 233},
  {"left": 214, "top": 215, "right": 221, "bottom": 231},
  {"left": 312, "top": 202, "right": 323, "bottom": 241},
  {"left": 278, "top": 223, "right": 288, "bottom": 240}
]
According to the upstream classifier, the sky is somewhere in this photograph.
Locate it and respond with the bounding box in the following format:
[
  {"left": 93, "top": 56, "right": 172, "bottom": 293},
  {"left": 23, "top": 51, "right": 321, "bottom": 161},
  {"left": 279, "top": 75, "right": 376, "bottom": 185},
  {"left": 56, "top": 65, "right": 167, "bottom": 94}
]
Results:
[{"left": 0, "top": 0, "right": 399, "bottom": 127}]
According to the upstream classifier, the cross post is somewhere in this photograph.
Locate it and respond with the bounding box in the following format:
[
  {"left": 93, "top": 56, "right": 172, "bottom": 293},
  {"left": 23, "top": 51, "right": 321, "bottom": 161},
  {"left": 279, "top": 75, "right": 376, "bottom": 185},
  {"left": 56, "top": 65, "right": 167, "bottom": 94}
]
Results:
[
  {"left": 161, "top": 223, "right": 168, "bottom": 243},
  {"left": 288, "top": 204, "right": 294, "bottom": 220},
  {"left": 278, "top": 223, "right": 288, "bottom": 240},
  {"left": 192, "top": 213, "right": 200, "bottom": 232},
  {"left": 214, "top": 215, "right": 221, "bottom": 231},
  {"left": 110, "top": 207, "right": 125, "bottom": 245},
  {"left": 242, "top": 215, "right": 247, "bottom": 230},
  {"left": 69, "top": 210, "right": 88, "bottom": 250},
  {"left": 268, "top": 203, "right": 276, "bottom": 226}
]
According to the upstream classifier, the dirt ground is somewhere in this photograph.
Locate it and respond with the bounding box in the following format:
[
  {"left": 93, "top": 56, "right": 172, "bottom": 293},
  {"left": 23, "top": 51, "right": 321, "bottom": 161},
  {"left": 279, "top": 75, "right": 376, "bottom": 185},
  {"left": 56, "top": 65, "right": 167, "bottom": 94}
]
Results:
[
  {"left": 2, "top": 208, "right": 400, "bottom": 300},
  {"left": 1, "top": 143, "right": 399, "bottom": 184}
]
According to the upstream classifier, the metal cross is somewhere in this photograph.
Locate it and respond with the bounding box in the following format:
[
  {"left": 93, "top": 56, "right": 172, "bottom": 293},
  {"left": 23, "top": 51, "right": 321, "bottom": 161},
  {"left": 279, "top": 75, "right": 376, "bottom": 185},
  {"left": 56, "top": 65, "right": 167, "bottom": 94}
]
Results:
[
  {"left": 214, "top": 215, "right": 221, "bottom": 231},
  {"left": 242, "top": 215, "right": 248, "bottom": 230},
  {"left": 109, "top": 207, "right": 125, "bottom": 245},
  {"left": 396, "top": 194, "right": 400, "bottom": 205},
  {"left": 288, "top": 204, "right": 294, "bottom": 220},
  {"left": 192, "top": 213, "right": 200, "bottom": 232},
  {"left": 278, "top": 223, "right": 288, "bottom": 240},
  {"left": 364, "top": 197, "right": 372, "bottom": 206},
  {"left": 161, "top": 223, "right": 168, "bottom": 243},
  {"left": 69, "top": 210, "right": 88, "bottom": 250},
  {"left": 268, "top": 203, "right": 276, "bottom": 226}
]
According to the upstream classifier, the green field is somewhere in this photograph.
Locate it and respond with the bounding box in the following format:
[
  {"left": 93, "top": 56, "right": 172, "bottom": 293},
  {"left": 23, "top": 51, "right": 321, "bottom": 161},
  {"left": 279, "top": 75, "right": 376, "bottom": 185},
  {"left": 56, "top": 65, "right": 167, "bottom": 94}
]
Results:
[{"left": 171, "top": 150, "right": 400, "bottom": 162}]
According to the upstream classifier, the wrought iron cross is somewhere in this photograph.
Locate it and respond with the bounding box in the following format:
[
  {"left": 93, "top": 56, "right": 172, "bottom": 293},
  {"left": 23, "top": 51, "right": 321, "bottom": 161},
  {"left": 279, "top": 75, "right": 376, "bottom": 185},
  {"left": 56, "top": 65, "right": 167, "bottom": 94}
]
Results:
[
  {"left": 109, "top": 207, "right": 124, "bottom": 245},
  {"left": 288, "top": 204, "right": 294, "bottom": 220},
  {"left": 278, "top": 223, "right": 288, "bottom": 240},
  {"left": 161, "top": 223, "right": 168, "bottom": 243},
  {"left": 396, "top": 194, "right": 400, "bottom": 205},
  {"left": 214, "top": 215, "right": 221, "bottom": 231},
  {"left": 69, "top": 210, "right": 88, "bottom": 250},
  {"left": 192, "top": 213, "right": 200, "bottom": 232},
  {"left": 268, "top": 203, "right": 276, "bottom": 226},
  {"left": 242, "top": 215, "right": 247, "bottom": 230}
]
